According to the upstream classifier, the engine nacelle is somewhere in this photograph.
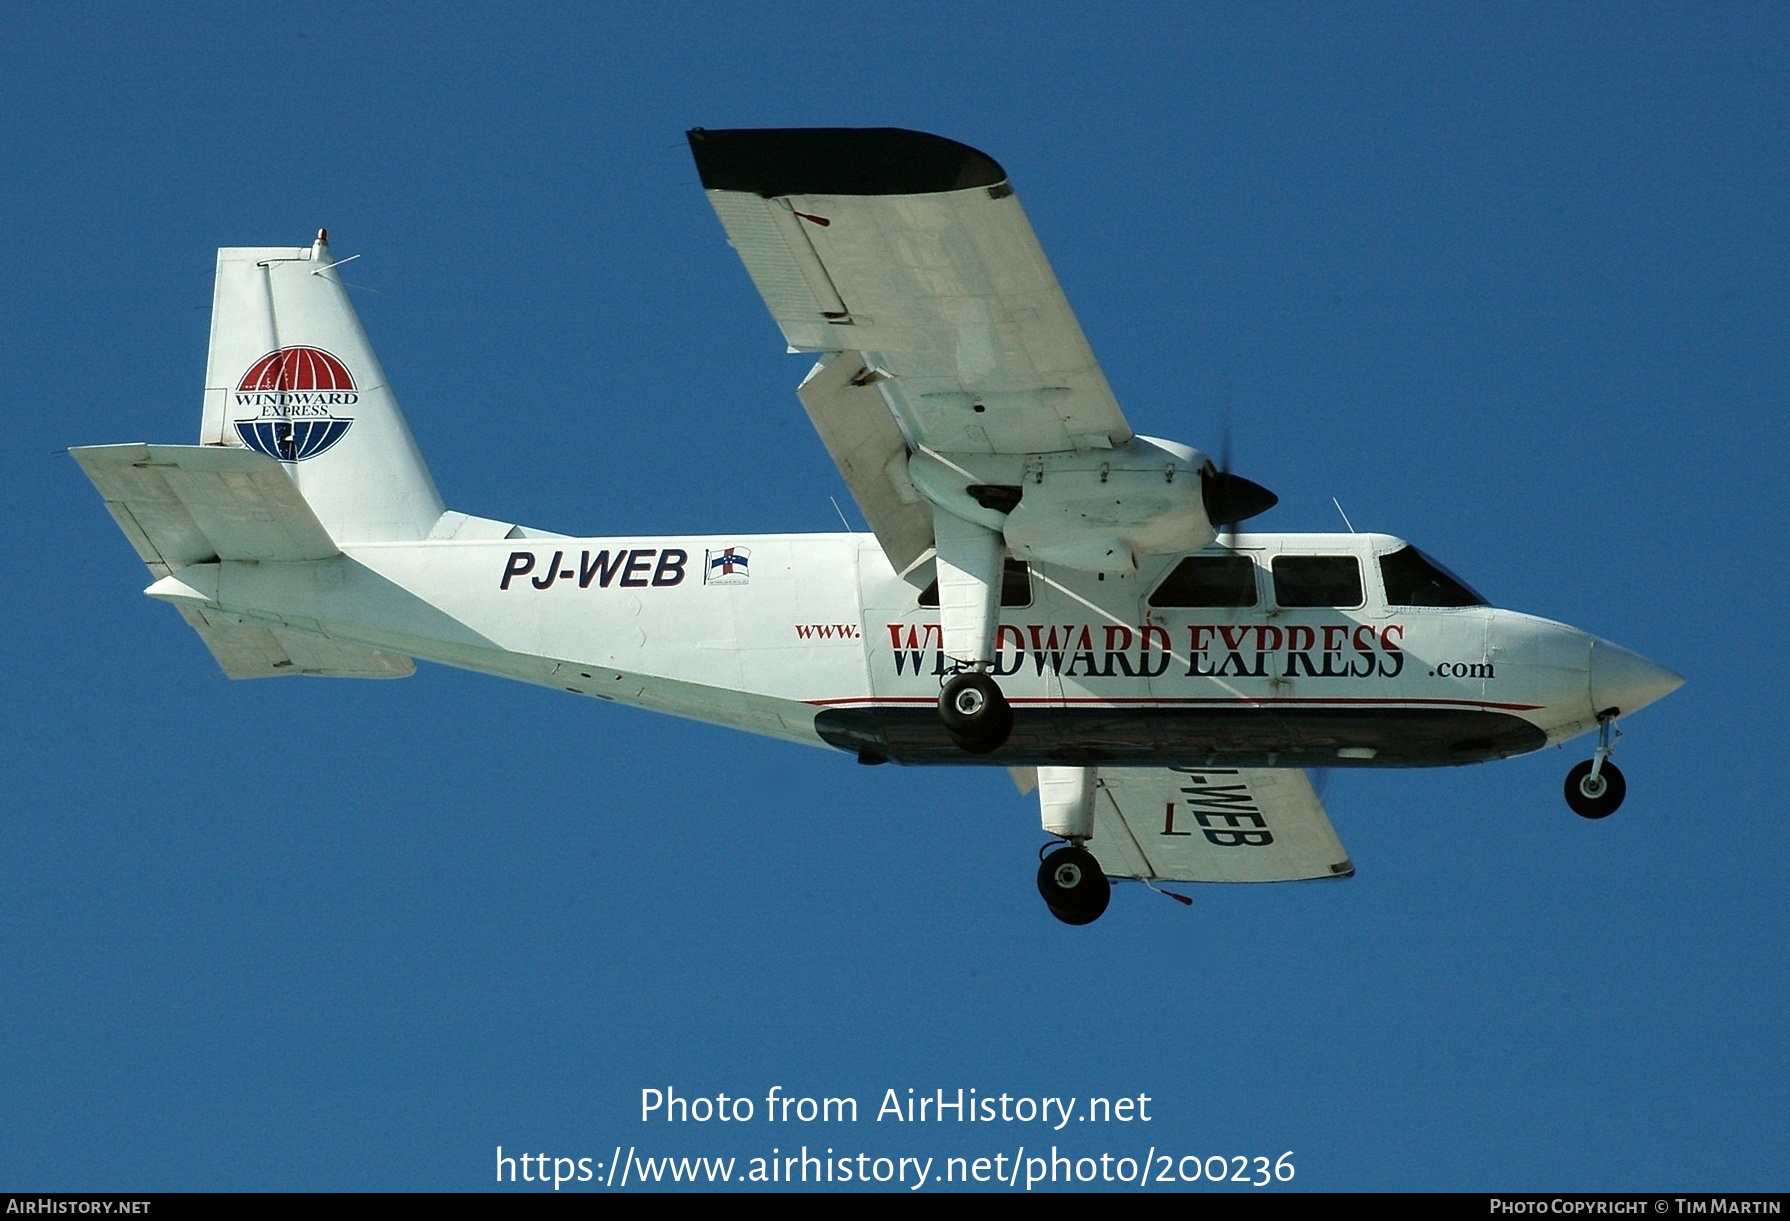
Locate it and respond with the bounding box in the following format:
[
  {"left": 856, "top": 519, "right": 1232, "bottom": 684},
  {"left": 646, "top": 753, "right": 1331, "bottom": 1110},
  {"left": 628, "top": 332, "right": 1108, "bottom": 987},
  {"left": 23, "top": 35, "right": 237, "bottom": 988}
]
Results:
[{"left": 907, "top": 435, "right": 1217, "bottom": 574}]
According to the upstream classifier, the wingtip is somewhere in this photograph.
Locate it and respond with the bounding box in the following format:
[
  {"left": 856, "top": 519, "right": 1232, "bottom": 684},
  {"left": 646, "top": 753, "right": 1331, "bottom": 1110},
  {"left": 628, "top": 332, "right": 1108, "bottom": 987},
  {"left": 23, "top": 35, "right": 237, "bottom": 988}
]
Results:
[{"left": 686, "top": 127, "right": 1007, "bottom": 198}]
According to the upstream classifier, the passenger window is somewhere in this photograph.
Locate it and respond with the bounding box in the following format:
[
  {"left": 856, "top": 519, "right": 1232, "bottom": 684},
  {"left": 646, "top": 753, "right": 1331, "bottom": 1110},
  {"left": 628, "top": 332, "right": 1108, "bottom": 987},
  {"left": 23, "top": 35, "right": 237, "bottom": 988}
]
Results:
[
  {"left": 918, "top": 559, "right": 1033, "bottom": 608},
  {"left": 1378, "top": 545, "right": 1487, "bottom": 607},
  {"left": 1272, "top": 555, "right": 1363, "bottom": 608},
  {"left": 1147, "top": 554, "right": 1258, "bottom": 608}
]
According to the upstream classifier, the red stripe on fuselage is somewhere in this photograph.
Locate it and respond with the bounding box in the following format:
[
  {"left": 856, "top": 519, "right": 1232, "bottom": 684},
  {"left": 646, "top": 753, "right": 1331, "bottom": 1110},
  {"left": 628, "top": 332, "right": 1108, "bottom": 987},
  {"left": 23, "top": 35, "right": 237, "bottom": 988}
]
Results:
[{"left": 803, "top": 695, "right": 1546, "bottom": 712}]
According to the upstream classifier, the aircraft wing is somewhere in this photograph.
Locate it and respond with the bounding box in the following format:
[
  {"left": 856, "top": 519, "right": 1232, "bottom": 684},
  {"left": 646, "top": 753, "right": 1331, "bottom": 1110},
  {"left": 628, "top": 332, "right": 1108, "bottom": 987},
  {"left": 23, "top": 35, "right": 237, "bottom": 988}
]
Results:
[
  {"left": 690, "top": 127, "right": 1134, "bottom": 570},
  {"left": 1087, "top": 768, "right": 1355, "bottom": 884}
]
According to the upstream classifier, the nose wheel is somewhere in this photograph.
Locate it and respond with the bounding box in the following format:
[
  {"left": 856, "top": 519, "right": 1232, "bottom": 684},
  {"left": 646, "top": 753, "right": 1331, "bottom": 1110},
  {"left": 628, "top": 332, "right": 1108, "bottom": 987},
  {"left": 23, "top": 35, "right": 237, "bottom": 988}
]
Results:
[
  {"left": 1037, "top": 845, "right": 1111, "bottom": 925},
  {"left": 939, "top": 671, "right": 1013, "bottom": 754},
  {"left": 1565, "top": 714, "right": 1626, "bottom": 818},
  {"left": 1565, "top": 759, "right": 1626, "bottom": 818}
]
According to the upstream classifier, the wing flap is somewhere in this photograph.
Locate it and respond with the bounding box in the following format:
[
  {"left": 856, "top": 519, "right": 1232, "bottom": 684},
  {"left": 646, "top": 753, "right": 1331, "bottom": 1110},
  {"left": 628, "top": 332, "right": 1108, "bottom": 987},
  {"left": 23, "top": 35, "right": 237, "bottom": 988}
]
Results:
[
  {"left": 795, "top": 352, "right": 935, "bottom": 574},
  {"left": 1088, "top": 768, "right": 1354, "bottom": 884}
]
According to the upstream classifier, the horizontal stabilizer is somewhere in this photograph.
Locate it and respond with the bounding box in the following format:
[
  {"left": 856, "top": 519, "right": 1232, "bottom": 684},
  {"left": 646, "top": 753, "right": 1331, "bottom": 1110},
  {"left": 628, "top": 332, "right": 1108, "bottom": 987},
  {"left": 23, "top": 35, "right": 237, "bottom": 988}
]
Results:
[
  {"left": 74, "top": 443, "right": 414, "bottom": 680},
  {"left": 1088, "top": 768, "right": 1353, "bottom": 884},
  {"left": 176, "top": 605, "right": 413, "bottom": 680},
  {"left": 72, "top": 443, "right": 339, "bottom": 575}
]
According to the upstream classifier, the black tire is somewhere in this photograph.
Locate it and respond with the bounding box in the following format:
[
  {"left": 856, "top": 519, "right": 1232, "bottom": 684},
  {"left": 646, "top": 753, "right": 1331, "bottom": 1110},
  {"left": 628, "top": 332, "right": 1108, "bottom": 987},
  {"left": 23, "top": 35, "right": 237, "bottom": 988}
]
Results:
[
  {"left": 1564, "top": 759, "right": 1626, "bottom": 819},
  {"left": 939, "top": 671, "right": 1013, "bottom": 753},
  {"left": 1037, "top": 846, "right": 1111, "bottom": 925}
]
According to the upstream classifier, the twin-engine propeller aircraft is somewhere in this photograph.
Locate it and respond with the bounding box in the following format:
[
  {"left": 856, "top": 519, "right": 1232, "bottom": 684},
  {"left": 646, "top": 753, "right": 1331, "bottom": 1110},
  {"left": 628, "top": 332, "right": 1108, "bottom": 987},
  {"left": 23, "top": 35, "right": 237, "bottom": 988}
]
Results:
[{"left": 75, "top": 128, "right": 1682, "bottom": 924}]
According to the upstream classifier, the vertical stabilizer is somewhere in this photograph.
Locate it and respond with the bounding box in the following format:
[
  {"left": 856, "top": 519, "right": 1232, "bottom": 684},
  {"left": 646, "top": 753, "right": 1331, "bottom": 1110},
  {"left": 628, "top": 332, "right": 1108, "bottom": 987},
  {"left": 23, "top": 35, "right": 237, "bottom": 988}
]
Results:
[{"left": 200, "top": 231, "right": 444, "bottom": 543}]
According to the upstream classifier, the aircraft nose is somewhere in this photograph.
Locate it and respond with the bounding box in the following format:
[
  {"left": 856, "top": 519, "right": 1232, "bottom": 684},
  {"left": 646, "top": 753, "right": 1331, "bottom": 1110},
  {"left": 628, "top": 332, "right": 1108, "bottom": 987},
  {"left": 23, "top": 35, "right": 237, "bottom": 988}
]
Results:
[{"left": 1590, "top": 639, "right": 1684, "bottom": 717}]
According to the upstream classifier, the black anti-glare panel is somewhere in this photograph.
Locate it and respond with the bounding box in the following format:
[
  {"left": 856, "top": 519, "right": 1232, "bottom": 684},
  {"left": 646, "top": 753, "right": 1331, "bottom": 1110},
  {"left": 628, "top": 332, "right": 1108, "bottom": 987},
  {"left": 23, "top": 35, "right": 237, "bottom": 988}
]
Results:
[{"left": 687, "top": 127, "right": 1008, "bottom": 198}]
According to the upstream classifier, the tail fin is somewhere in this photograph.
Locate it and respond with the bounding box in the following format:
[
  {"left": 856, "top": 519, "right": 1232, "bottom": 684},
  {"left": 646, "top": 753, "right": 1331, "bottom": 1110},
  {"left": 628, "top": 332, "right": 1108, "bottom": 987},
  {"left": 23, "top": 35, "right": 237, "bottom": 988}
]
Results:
[{"left": 199, "top": 230, "right": 444, "bottom": 543}]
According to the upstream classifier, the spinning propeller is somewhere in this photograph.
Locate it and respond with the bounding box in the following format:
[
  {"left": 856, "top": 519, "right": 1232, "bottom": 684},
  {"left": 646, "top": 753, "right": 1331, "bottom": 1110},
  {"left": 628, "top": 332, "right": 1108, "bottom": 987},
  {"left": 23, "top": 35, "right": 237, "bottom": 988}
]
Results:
[{"left": 1201, "top": 393, "right": 1278, "bottom": 544}]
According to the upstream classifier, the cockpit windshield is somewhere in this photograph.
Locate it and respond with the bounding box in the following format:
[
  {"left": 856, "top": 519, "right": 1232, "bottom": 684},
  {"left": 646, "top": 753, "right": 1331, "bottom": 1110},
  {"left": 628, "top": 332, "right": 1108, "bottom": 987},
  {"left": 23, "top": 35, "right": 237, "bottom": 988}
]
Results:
[{"left": 1378, "top": 545, "right": 1488, "bottom": 607}]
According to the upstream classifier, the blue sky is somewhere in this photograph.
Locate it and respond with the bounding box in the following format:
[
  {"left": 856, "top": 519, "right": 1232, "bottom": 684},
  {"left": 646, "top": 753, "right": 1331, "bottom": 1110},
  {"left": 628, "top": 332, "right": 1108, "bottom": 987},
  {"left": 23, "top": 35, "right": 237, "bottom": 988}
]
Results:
[{"left": 2, "top": 1, "right": 1785, "bottom": 1191}]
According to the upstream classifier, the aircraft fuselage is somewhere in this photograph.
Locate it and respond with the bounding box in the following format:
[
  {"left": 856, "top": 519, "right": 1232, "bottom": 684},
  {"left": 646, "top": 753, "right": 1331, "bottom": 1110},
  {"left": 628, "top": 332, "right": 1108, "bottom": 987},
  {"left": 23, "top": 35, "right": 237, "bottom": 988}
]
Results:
[{"left": 146, "top": 528, "right": 1670, "bottom": 769}]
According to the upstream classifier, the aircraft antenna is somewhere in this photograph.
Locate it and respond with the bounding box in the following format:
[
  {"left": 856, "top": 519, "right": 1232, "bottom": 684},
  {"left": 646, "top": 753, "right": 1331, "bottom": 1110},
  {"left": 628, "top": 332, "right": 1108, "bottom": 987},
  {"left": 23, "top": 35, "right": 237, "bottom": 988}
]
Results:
[
  {"left": 1332, "top": 497, "right": 1357, "bottom": 534},
  {"left": 828, "top": 496, "right": 856, "bottom": 533},
  {"left": 1218, "top": 380, "right": 1233, "bottom": 547}
]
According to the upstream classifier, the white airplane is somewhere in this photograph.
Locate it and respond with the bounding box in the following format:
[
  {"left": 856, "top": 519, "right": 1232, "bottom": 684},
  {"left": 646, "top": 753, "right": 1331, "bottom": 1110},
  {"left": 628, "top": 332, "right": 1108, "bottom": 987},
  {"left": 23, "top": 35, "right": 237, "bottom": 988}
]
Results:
[{"left": 74, "top": 127, "right": 1683, "bottom": 925}]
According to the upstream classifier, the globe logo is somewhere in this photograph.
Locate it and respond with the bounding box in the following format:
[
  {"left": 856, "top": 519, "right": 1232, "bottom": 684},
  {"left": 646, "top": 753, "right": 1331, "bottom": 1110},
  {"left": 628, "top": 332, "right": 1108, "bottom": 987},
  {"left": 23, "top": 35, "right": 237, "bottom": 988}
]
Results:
[{"left": 231, "top": 346, "right": 358, "bottom": 461}]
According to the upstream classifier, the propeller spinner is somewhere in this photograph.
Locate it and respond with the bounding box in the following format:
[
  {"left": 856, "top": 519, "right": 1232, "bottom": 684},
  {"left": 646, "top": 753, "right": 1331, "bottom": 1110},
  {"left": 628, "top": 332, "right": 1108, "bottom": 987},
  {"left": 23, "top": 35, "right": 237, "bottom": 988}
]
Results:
[{"left": 1202, "top": 467, "right": 1279, "bottom": 528}]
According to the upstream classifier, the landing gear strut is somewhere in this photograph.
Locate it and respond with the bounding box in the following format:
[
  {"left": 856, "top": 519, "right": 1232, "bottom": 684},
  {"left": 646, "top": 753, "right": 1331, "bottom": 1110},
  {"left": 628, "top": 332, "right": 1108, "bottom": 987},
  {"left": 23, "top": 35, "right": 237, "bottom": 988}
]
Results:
[
  {"left": 1565, "top": 713, "right": 1626, "bottom": 819},
  {"left": 1037, "top": 845, "right": 1110, "bottom": 925},
  {"left": 929, "top": 508, "right": 1012, "bottom": 754},
  {"left": 939, "top": 670, "right": 1012, "bottom": 754},
  {"left": 1034, "top": 768, "right": 1108, "bottom": 924}
]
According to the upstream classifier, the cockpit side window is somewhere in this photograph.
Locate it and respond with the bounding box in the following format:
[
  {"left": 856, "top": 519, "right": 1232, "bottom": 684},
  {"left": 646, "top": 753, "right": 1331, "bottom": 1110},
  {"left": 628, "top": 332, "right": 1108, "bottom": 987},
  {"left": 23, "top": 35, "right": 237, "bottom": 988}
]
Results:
[
  {"left": 1378, "top": 546, "right": 1487, "bottom": 607},
  {"left": 918, "top": 559, "right": 1033, "bottom": 608},
  {"left": 1148, "top": 554, "right": 1259, "bottom": 608},
  {"left": 1271, "top": 555, "right": 1363, "bottom": 608}
]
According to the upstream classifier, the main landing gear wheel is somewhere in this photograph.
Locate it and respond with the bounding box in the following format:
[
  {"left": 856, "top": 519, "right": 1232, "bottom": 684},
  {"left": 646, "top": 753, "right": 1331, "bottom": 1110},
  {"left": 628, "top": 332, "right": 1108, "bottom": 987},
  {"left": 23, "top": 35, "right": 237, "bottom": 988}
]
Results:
[
  {"left": 1565, "top": 759, "right": 1626, "bottom": 819},
  {"left": 939, "top": 671, "right": 1013, "bottom": 754},
  {"left": 1037, "top": 846, "right": 1111, "bottom": 925}
]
